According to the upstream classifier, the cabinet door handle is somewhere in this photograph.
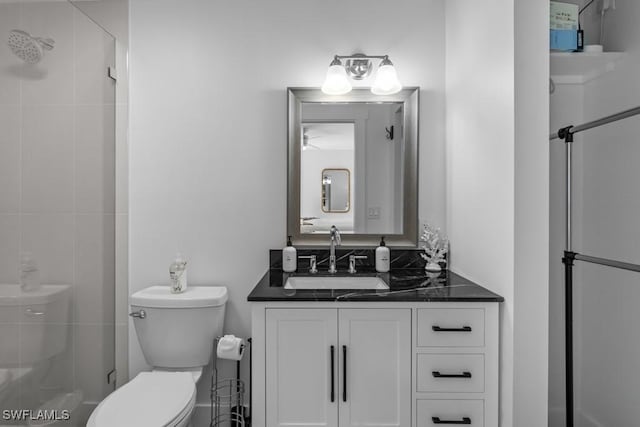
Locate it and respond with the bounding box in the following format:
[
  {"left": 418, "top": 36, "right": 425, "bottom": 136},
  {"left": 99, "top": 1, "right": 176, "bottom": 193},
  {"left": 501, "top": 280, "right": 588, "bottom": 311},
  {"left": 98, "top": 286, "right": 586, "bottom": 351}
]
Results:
[
  {"left": 432, "top": 371, "right": 472, "bottom": 378},
  {"left": 342, "top": 345, "right": 347, "bottom": 402},
  {"left": 432, "top": 325, "right": 472, "bottom": 332},
  {"left": 432, "top": 416, "right": 471, "bottom": 424},
  {"left": 330, "top": 346, "right": 335, "bottom": 402}
]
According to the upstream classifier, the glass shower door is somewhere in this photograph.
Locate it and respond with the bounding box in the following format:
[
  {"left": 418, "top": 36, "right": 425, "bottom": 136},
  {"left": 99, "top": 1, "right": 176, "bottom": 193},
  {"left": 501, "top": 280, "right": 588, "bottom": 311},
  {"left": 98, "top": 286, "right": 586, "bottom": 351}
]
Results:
[{"left": 0, "top": 1, "right": 116, "bottom": 425}]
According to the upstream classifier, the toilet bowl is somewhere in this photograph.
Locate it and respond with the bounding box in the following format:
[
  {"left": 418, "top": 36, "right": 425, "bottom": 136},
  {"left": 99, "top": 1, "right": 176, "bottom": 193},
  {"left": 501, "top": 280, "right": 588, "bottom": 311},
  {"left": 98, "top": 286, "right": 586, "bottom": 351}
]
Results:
[
  {"left": 87, "top": 285, "right": 227, "bottom": 427},
  {"left": 86, "top": 372, "right": 196, "bottom": 427}
]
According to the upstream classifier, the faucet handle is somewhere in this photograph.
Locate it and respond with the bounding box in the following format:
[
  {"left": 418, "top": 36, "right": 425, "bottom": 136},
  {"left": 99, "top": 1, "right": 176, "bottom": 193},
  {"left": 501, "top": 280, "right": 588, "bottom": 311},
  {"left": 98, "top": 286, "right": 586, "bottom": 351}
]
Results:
[
  {"left": 348, "top": 255, "right": 368, "bottom": 274},
  {"left": 298, "top": 255, "right": 318, "bottom": 274}
]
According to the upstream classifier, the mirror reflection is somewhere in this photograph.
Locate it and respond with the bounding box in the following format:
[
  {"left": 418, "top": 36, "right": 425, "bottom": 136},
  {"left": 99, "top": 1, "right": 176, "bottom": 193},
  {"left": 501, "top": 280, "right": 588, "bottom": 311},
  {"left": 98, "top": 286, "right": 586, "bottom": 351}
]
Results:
[{"left": 300, "top": 102, "right": 404, "bottom": 235}]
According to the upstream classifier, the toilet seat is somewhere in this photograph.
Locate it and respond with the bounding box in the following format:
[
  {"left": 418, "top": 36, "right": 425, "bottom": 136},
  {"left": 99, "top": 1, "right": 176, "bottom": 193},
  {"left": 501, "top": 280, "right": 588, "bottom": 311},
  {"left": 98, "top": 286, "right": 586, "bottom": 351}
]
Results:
[{"left": 86, "top": 371, "right": 196, "bottom": 427}]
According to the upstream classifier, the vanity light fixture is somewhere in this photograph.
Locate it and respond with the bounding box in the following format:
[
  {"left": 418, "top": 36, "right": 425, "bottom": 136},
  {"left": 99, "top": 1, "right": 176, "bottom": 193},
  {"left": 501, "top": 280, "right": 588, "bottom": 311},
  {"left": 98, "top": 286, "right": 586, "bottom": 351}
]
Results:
[{"left": 321, "top": 53, "right": 403, "bottom": 96}]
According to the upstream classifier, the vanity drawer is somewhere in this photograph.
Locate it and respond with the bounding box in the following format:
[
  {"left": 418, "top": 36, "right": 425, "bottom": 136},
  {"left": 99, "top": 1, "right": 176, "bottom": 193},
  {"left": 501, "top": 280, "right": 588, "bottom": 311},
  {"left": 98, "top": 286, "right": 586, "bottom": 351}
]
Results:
[
  {"left": 417, "top": 354, "right": 484, "bottom": 393},
  {"left": 417, "top": 399, "right": 484, "bottom": 427},
  {"left": 417, "top": 308, "right": 485, "bottom": 347}
]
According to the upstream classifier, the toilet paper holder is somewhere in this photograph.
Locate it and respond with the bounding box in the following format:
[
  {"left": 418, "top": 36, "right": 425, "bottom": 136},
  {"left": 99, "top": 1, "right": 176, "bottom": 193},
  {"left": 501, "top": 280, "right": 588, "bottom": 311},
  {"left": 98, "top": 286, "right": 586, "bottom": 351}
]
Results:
[{"left": 210, "top": 336, "right": 252, "bottom": 427}]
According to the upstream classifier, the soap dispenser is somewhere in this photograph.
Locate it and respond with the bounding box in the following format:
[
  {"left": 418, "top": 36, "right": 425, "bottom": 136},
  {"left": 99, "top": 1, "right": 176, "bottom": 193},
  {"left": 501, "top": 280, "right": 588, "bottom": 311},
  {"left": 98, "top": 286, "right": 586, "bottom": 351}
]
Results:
[
  {"left": 282, "top": 236, "right": 297, "bottom": 273},
  {"left": 375, "top": 237, "right": 390, "bottom": 273},
  {"left": 20, "top": 252, "right": 41, "bottom": 292},
  {"left": 169, "top": 253, "right": 188, "bottom": 293}
]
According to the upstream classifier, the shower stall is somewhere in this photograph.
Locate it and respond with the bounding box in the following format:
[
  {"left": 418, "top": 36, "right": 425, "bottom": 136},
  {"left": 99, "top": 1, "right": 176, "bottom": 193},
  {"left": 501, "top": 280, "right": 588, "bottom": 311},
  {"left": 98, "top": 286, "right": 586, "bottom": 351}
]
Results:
[{"left": 1, "top": 1, "right": 116, "bottom": 425}]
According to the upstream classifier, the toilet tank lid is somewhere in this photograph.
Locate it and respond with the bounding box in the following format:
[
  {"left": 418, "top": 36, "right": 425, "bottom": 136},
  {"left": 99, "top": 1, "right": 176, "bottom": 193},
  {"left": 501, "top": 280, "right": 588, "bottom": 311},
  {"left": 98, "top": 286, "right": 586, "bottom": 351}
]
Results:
[{"left": 130, "top": 286, "right": 228, "bottom": 308}]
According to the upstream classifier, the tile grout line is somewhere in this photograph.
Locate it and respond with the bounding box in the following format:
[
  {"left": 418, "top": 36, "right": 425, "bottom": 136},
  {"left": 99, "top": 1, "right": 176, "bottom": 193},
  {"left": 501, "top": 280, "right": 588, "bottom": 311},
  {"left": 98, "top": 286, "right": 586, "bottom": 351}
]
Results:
[
  {"left": 71, "top": 3, "right": 78, "bottom": 395},
  {"left": 17, "top": 0, "right": 24, "bottom": 407}
]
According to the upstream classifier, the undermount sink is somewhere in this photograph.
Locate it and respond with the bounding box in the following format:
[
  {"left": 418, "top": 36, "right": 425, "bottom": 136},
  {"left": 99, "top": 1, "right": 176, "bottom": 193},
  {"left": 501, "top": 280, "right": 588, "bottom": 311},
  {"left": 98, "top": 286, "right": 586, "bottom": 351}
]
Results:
[{"left": 284, "top": 276, "right": 389, "bottom": 290}]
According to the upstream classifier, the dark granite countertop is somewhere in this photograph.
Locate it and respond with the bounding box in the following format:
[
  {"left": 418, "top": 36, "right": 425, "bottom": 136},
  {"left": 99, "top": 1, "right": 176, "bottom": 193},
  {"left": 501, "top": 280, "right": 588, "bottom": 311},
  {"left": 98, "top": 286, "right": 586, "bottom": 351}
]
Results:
[
  {"left": 247, "top": 248, "right": 503, "bottom": 302},
  {"left": 247, "top": 268, "right": 504, "bottom": 302}
]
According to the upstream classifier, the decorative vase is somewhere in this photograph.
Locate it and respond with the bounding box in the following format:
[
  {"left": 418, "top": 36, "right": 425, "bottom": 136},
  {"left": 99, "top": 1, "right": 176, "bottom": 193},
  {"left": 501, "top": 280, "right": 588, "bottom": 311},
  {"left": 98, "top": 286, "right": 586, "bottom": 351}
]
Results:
[
  {"left": 425, "top": 262, "right": 442, "bottom": 272},
  {"left": 425, "top": 271, "right": 441, "bottom": 280}
]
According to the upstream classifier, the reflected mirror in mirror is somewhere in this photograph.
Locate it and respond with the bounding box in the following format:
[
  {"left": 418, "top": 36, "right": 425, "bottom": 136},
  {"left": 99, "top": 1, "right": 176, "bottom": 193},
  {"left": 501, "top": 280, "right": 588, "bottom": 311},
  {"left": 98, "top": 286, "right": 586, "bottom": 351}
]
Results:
[
  {"left": 321, "top": 168, "right": 351, "bottom": 213},
  {"left": 288, "top": 88, "right": 419, "bottom": 246}
]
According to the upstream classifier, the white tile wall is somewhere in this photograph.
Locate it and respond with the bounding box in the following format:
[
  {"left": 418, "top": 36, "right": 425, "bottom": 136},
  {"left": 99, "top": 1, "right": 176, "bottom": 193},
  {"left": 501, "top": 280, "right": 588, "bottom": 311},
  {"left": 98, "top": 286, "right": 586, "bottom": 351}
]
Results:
[
  {"left": 115, "top": 104, "right": 128, "bottom": 215},
  {"left": 75, "top": 105, "right": 116, "bottom": 214},
  {"left": 0, "top": 106, "right": 21, "bottom": 214},
  {"left": 75, "top": 324, "right": 115, "bottom": 402},
  {"left": 20, "top": 2, "right": 75, "bottom": 106},
  {"left": 21, "top": 105, "right": 75, "bottom": 213},
  {"left": 74, "top": 214, "right": 116, "bottom": 324},
  {"left": 74, "top": 10, "right": 116, "bottom": 106},
  {"left": 0, "top": 2, "right": 21, "bottom": 105},
  {"left": 21, "top": 213, "right": 75, "bottom": 284},
  {"left": 0, "top": 215, "right": 20, "bottom": 284}
]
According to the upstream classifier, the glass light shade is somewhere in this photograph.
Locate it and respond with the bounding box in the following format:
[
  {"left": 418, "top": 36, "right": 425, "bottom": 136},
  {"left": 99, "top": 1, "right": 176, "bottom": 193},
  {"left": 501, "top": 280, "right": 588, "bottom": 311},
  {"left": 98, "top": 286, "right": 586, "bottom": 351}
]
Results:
[
  {"left": 321, "top": 64, "right": 352, "bottom": 95},
  {"left": 371, "top": 63, "right": 402, "bottom": 95}
]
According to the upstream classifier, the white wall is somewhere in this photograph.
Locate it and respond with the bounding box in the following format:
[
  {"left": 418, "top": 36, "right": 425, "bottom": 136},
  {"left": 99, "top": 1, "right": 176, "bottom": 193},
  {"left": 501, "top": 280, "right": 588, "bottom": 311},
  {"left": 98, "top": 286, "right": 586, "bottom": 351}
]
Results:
[
  {"left": 129, "top": 0, "right": 446, "bottom": 409},
  {"left": 549, "top": 2, "right": 640, "bottom": 425},
  {"left": 513, "top": 1, "right": 550, "bottom": 426},
  {"left": 446, "top": 1, "right": 549, "bottom": 426},
  {"left": 445, "top": 1, "right": 514, "bottom": 425}
]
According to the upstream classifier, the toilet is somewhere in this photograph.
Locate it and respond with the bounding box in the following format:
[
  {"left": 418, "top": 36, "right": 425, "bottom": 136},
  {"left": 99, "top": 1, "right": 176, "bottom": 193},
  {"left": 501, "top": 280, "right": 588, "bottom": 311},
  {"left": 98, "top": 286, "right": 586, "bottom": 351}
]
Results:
[{"left": 87, "top": 285, "right": 228, "bottom": 427}]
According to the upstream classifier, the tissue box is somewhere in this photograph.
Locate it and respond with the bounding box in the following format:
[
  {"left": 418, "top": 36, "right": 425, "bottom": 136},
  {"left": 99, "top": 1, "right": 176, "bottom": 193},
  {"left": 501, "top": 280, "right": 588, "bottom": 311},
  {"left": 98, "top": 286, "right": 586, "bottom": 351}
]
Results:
[
  {"left": 551, "top": 30, "right": 578, "bottom": 51},
  {"left": 550, "top": 1, "right": 579, "bottom": 51}
]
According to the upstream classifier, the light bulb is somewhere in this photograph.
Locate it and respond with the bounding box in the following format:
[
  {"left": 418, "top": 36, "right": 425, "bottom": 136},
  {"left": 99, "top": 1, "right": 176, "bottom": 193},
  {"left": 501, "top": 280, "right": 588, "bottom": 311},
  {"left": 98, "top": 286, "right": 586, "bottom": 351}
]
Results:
[
  {"left": 321, "top": 59, "right": 352, "bottom": 95},
  {"left": 371, "top": 59, "right": 402, "bottom": 95}
]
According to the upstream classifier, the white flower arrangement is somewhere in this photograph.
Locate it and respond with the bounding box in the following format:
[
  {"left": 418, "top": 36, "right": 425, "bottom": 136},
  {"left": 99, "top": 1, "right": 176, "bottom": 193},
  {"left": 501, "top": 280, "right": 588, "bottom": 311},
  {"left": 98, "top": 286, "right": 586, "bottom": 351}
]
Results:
[{"left": 420, "top": 223, "right": 449, "bottom": 272}]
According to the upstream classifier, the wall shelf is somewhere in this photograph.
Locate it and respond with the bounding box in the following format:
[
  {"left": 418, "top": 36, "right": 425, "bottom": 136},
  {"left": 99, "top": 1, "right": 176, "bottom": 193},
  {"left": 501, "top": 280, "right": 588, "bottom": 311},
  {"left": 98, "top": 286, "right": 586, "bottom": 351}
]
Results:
[{"left": 550, "top": 52, "right": 626, "bottom": 85}]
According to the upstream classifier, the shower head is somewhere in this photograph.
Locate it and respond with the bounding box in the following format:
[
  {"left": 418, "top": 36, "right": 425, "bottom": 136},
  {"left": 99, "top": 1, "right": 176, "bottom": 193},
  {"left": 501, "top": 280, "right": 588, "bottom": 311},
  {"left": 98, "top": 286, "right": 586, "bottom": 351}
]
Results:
[{"left": 8, "top": 29, "right": 54, "bottom": 64}]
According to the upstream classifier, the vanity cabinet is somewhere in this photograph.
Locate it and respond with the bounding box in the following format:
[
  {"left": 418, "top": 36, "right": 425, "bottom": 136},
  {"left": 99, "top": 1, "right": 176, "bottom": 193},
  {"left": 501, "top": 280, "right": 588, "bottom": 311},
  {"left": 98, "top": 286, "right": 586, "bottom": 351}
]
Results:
[
  {"left": 265, "top": 309, "right": 337, "bottom": 427},
  {"left": 265, "top": 308, "right": 411, "bottom": 427},
  {"left": 251, "top": 302, "right": 499, "bottom": 427}
]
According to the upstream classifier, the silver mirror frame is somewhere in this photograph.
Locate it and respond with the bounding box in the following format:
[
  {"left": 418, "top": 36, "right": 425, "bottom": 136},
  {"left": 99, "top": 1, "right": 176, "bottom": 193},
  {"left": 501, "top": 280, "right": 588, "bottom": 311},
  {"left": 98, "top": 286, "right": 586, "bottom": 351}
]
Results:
[{"left": 287, "top": 87, "right": 419, "bottom": 247}]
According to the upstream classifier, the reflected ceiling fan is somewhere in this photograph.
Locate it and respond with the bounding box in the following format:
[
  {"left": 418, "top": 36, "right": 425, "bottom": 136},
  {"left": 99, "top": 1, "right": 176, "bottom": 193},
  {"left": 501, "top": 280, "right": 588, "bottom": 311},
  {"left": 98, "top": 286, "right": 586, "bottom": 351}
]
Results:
[{"left": 302, "top": 131, "right": 321, "bottom": 150}]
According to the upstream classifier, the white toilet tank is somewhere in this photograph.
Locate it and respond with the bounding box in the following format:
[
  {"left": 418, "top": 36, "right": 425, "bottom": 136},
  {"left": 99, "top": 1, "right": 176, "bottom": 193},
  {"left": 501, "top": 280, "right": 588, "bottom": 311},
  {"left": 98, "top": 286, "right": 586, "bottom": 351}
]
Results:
[{"left": 130, "top": 285, "right": 227, "bottom": 369}]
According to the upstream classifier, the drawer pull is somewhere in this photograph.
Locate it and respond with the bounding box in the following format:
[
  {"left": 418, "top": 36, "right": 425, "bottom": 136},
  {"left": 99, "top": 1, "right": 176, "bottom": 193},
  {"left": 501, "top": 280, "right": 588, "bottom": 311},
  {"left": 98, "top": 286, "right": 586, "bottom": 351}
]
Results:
[
  {"left": 432, "top": 371, "right": 472, "bottom": 379},
  {"left": 432, "top": 416, "right": 471, "bottom": 424},
  {"left": 432, "top": 325, "right": 472, "bottom": 332}
]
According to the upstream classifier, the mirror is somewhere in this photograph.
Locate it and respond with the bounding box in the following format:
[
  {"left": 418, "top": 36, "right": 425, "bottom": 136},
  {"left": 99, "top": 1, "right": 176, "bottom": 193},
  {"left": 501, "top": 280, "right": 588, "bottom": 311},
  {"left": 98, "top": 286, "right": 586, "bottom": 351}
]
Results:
[
  {"left": 321, "top": 168, "right": 351, "bottom": 213},
  {"left": 288, "top": 87, "right": 419, "bottom": 246}
]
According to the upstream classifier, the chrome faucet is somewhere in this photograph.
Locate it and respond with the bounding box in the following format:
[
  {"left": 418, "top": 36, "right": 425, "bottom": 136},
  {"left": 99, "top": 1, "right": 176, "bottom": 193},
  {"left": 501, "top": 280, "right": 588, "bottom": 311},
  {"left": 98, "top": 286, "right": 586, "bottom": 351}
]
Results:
[{"left": 328, "top": 225, "right": 341, "bottom": 274}]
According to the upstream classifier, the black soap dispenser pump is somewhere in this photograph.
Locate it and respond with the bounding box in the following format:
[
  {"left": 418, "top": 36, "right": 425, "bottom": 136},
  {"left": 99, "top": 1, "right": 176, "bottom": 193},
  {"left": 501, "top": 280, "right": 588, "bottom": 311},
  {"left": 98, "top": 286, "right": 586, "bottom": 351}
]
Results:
[{"left": 375, "top": 236, "right": 390, "bottom": 273}]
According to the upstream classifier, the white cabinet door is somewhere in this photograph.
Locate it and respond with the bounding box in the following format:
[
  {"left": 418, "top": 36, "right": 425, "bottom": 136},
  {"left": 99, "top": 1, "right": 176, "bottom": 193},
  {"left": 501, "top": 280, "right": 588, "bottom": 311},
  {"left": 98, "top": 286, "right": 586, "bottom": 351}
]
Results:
[
  {"left": 266, "top": 309, "right": 338, "bottom": 427},
  {"left": 338, "top": 309, "right": 411, "bottom": 427}
]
